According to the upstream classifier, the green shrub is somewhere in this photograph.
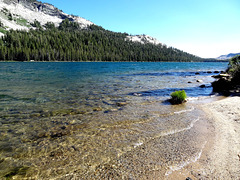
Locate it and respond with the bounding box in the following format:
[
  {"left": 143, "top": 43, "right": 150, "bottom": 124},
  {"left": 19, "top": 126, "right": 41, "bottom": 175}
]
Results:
[
  {"left": 227, "top": 55, "right": 240, "bottom": 83},
  {"left": 0, "top": 27, "right": 7, "bottom": 34},
  {"left": 227, "top": 55, "right": 240, "bottom": 74},
  {"left": 170, "top": 90, "right": 187, "bottom": 104},
  {"left": 229, "top": 55, "right": 240, "bottom": 67},
  {"left": 16, "top": 18, "right": 30, "bottom": 27},
  {"left": 231, "top": 65, "right": 240, "bottom": 84}
]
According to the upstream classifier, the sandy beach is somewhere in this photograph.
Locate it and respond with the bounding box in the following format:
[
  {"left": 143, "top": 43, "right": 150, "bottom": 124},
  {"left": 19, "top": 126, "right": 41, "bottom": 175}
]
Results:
[
  {"left": 201, "top": 96, "right": 240, "bottom": 179},
  {"left": 166, "top": 96, "right": 240, "bottom": 179}
]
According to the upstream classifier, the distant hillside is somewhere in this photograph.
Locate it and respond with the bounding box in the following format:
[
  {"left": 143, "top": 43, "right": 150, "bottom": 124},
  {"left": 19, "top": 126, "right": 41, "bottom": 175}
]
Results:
[
  {"left": 0, "top": 0, "right": 203, "bottom": 62},
  {"left": 217, "top": 53, "right": 240, "bottom": 60}
]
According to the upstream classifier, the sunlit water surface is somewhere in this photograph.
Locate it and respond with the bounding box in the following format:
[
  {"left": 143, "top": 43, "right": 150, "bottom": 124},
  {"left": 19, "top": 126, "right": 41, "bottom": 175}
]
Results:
[{"left": 0, "top": 62, "right": 227, "bottom": 179}]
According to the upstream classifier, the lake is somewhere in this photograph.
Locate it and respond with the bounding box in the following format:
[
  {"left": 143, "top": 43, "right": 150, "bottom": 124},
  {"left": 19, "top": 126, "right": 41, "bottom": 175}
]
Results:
[{"left": 0, "top": 62, "right": 228, "bottom": 179}]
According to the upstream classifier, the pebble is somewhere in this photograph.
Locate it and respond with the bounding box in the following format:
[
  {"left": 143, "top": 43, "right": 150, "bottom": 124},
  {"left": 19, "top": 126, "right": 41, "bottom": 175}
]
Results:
[
  {"left": 69, "top": 120, "right": 76, "bottom": 124},
  {"left": 30, "top": 113, "right": 41, "bottom": 118},
  {"left": 116, "top": 102, "right": 128, "bottom": 107},
  {"left": 104, "top": 109, "right": 118, "bottom": 113},
  {"left": 93, "top": 107, "right": 102, "bottom": 112},
  {"left": 133, "top": 93, "right": 142, "bottom": 96}
]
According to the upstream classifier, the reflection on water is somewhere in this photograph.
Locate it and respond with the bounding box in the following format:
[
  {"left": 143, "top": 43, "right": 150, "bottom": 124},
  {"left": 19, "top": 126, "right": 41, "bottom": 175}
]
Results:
[{"left": 0, "top": 62, "right": 227, "bottom": 179}]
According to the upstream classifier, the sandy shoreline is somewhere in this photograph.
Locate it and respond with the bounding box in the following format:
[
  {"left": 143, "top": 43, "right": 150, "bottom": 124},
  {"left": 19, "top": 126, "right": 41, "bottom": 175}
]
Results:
[
  {"left": 166, "top": 96, "right": 240, "bottom": 179},
  {"left": 201, "top": 96, "right": 240, "bottom": 179}
]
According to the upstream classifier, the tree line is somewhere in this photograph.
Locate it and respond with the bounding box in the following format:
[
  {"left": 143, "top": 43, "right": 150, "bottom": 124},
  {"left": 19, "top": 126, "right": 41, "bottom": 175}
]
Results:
[{"left": 0, "top": 19, "right": 203, "bottom": 62}]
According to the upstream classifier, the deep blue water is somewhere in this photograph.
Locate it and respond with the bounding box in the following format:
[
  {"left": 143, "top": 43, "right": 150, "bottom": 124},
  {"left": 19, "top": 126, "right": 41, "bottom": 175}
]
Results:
[{"left": 0, "top": 62, "right": 228, "bottom": 116}]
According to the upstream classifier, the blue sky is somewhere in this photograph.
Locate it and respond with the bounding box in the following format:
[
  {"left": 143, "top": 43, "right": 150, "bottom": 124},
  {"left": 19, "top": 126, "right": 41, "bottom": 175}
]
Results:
[{"left": 42, "top": 0, "right": 240, "bottom": 58}]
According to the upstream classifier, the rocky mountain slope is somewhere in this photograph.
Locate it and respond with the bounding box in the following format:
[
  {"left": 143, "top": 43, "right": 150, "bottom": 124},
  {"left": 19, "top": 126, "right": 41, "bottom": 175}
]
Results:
[
  {"left": 0, "top": 0, "right": 93, "bottom": 34},
  {"left": 125, "top": 34, "right": 161, "bottom": 45},
  {"left": 217, "top": 53, "right": 240, "bottom": 60}
]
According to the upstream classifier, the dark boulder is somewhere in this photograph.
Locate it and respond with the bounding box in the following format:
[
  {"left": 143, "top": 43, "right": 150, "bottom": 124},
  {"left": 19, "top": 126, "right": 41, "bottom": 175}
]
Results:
[{"left": 212, "top": 77, "right": 232, "bottom": 92}]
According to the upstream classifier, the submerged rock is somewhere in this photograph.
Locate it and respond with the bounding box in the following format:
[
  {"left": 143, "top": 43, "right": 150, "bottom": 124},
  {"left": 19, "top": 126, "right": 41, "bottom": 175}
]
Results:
[
  {"left": 133, "top": 93, "right": 142, "bottom": 96},
  {"left": 0, "top": 159, "right": 4, "bottom": 164},
  {"left": 3, "top": 166, "right": 29, "bottom": 179},
  {"left": 116, "top": 102, "right": 128, "bottom": 107},
  {"left": 104, "top": 109, "right": 118, "bottom": 113},
  {"left": 36, "top": 123, "right": 87, "bottom": 140},
  {"left": 93, "top": 107, "right": 102, "bottom": 112}
]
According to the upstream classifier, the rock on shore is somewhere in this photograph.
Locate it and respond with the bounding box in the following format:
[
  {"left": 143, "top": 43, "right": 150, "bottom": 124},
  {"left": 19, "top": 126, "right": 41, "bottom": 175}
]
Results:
[{"left": 211, "top": 73, "right": 240, "bottom": 95}]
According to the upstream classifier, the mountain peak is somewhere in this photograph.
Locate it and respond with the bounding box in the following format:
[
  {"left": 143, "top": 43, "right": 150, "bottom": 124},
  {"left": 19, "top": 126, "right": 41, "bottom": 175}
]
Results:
[{"left": 0, "top": 0, "right": 94, "bottom": 33}]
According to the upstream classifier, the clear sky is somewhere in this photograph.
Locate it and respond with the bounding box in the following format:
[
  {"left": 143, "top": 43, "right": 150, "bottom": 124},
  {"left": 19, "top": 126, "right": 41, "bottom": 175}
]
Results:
[{"left": 42, "top": 0, "right": 240, "bottom": 58}]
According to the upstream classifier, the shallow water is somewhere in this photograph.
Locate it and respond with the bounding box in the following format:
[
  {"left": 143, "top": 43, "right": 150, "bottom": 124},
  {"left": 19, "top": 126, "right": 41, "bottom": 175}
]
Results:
[{"left": 0, "top": 62, "right": 227, "bottom": 179}]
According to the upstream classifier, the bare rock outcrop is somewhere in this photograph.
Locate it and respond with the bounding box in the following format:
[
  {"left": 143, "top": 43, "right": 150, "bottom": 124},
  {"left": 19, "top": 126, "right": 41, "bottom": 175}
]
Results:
[{"left": 0, "top": 0, "right": 93, "bottom": 30}]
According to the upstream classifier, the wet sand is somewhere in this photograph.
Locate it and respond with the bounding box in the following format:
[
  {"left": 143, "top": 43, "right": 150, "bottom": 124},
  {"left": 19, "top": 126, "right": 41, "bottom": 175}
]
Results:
[{"left": 166, "top": 96, "right": 240, "bottom": 180}]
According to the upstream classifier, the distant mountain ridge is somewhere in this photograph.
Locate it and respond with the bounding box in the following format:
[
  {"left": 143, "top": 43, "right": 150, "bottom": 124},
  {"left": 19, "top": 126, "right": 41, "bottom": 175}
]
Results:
[{"left": 217, "top": 53, "right": 240, "bottom": 60}]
